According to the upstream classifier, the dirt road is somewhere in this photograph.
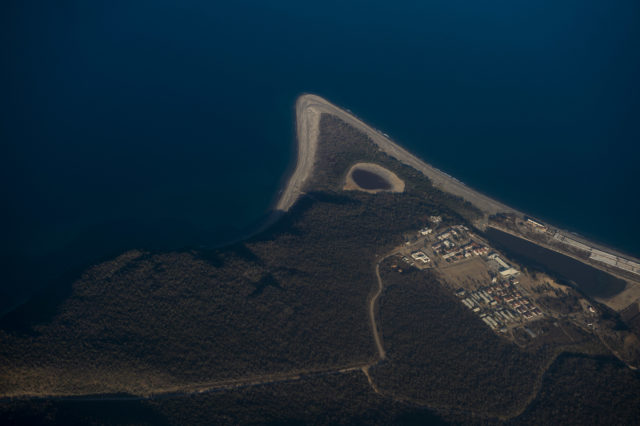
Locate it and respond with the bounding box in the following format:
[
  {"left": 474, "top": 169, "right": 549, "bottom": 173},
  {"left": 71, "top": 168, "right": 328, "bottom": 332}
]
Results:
[{"left": 370, "top": 261, "right": 387, "bottom": 360}]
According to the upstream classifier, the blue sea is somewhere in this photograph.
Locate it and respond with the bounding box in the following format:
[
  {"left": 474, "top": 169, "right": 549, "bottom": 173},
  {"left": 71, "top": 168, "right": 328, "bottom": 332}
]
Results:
[{"left": 1, "top": 0, "right": 639, "bottom": 315}]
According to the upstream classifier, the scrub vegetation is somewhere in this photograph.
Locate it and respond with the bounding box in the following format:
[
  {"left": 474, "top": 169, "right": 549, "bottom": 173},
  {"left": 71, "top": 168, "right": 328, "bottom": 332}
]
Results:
[{"left": 1, "top": 115, "right": 639, "bottom": 424}]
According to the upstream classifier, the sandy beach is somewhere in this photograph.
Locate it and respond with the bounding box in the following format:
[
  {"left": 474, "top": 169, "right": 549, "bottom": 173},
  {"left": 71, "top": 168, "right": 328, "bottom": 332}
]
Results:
[
  {"left": 276, "top": 94, "right": 516, "bottom": 215},
  {"left": 275, "top": 96, "right": 321, "bottom": 211},
  {"left": 277, "top": 95, "right": 639, "bottom": 260},
  {"left": 275, "top": 94, "right": 640, "bottom": 300}
]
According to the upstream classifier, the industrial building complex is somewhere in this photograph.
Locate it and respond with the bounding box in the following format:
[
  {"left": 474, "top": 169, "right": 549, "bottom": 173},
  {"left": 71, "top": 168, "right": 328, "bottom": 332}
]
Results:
[{"left": 396, "top": 221, "right": 547, "bottom": 338}]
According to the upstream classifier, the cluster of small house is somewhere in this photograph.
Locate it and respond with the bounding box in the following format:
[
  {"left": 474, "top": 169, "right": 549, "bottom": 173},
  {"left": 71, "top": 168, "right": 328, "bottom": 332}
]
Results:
[
  {"left": 441, "top": 241, "right": 490, "bottom": 262},
  {"left": 431, "top": 226, "right": 464, "bottom": 253},
  {"left": 435, "top": 225, "right": 468, "bottom": 241},
  {"left": 430, "top": 225, "right": 490, "bottom": 263},
  {"left": 487, "top": 279, "right": 543, "bottom": 320},
  {"left": 455, "top": 280, "right": 543, "bottom": 331},
  {"left": 419, "top": 227, "right": 433, "bottom": 236}
]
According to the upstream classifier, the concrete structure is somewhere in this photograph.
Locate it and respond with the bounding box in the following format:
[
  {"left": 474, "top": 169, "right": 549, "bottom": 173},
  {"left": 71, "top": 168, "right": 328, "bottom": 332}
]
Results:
[
  {"left": 411, "top": 251, "right": 430, "bottom": 264},
  {"left": 429, "top": 216, "right": 442, "bottom": 224},
  {"left": 419, "top": 227, "right": 433, "bottom": 236},
  {"left": 526, "top": 218, "right": 547, "bottom": 231},
  {"left": 488, "top": 253, "right": 511, "bottom": 270},
  {"left": 553, "top": 232, "right": 592, "bottom": 252},
  {"left": 500, "top": 267, "right": 520, "bottom": 277},
  {"left": 590, "top": 249, "right": 640, "bottom": 276}
]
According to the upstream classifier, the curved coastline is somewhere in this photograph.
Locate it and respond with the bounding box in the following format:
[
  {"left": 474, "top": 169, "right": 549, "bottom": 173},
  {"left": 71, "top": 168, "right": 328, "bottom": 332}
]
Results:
[
  {"left": 275, "top": 94, "right": 640, "bottom": 306},
  {"left": 276, "top": 94, "right": 517, "bottom": 215},
  {"left": 275, "top": 95, "right": 321, "bottom": 211}
]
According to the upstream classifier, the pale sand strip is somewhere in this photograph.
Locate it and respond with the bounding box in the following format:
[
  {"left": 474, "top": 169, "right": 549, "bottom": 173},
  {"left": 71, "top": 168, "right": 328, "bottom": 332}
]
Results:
[
  {"left": 275, "top": 95, "right": 321, "bottom": 211},
  {"left": 275, "top": 94, "right": 640, "bottom": 285},
  {"left": 276, "top": 94, "right": 514, "bottom": 215}
]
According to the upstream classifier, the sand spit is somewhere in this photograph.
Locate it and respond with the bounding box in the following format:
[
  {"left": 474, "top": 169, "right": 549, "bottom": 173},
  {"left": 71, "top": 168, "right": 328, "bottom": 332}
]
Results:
[
  {"left": 275, "top": 94, "right": 640, "bottom": 303},
  {"left": 276, "top": 94, "right": 514, "bottom": 215},
  {"left": 275, "top": 96, "right": 320, "bottom": 211},
  {"left": 343, "top": 162, "right": 405, "bottom": 194}
]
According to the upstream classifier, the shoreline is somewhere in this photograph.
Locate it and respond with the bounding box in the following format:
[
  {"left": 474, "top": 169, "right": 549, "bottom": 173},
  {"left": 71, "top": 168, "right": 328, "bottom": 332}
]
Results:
[
  {"left": 275, "top": 95, "right": 321, "bottom": 211},
  {"left": 275, "top": 94, "right": 640, "bottom": 287},
  {"left": 276, "top": 94, "right": 517, "bottom": 215},
  {"left": 5, "top": 94, "right": 635, "bottom": 322},
  {"left": 485, "top": 225, "right": 639, "bottom": 310}
]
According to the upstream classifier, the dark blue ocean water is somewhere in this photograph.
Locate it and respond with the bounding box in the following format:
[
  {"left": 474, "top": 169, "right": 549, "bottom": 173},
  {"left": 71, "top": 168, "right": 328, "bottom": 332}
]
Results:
[{"left": 1, "top": 0, "right": 639, "bottom": 314}]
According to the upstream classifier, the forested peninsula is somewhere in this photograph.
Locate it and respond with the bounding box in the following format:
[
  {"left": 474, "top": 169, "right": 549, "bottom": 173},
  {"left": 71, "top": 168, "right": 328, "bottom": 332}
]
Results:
[{"left": 1, "top": 96, "right": 639, "bottom": 425}]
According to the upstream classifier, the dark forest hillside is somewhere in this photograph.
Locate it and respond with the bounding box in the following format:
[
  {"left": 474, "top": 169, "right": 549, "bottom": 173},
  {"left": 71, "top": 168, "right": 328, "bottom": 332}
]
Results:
[{"left": 1, "top": 115, "right": 639, "bottom": 424}]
